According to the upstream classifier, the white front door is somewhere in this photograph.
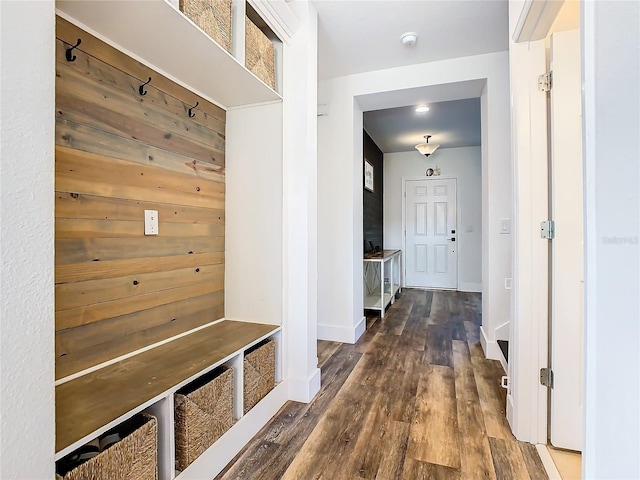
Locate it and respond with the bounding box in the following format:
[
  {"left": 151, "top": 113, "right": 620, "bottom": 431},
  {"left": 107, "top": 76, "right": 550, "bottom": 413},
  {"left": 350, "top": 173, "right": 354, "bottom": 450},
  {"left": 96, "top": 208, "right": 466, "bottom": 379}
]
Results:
[
  {"left": 404, "top": 178, "right": 457, "bottom": 289},
  {"left": 549, "top": 28, "right": 583, "bottom": 452}
]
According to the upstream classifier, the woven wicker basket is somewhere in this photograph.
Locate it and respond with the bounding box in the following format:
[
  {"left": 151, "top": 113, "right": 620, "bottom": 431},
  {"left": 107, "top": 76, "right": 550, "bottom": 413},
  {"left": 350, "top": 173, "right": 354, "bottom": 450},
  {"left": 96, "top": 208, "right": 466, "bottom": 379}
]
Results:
[
  {"left": 174, "top": 365, "right": 234, "bottom": 470},
  {"left": 243, "top": 338, "right": 276, "bottom": 414},
  {"left": 56, "top": 414, "right": 158, "bottom": 480},
  {"left": 180, "top": 0, "right": 232, "bottom": 52},
  {"left": 245, "top": 17, "right": 276, "bottom": 90}
]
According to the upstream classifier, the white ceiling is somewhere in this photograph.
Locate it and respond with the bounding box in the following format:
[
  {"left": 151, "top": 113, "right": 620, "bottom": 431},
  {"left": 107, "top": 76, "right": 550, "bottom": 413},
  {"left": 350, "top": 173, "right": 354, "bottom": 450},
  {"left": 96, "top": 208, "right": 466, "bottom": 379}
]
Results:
[
  {"left": 312, "top": 0, "right": 509, "bottom": 80},
  {"left": 364, "top": 97, "right": 481, "bottom": 153},
  {"left": 312, "top": 0, "right": 507, "bottom": 154}
]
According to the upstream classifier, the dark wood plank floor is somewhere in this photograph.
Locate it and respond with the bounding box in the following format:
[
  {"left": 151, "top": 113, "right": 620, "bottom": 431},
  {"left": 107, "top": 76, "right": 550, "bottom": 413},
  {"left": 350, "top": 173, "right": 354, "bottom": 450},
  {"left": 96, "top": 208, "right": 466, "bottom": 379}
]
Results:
[{"left": 216, "top": 289, "right": 548, "bottom": 480}]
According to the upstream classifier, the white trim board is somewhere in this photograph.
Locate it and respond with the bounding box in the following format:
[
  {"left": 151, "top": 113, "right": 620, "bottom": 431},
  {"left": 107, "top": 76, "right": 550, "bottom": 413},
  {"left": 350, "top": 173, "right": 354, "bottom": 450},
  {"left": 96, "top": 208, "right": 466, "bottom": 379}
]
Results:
[
  {"left": 317, "top": 316, "right": 366, "bottom": 344},
  {"left": 458, "top": 282, "right": 482, "bottom": 293},
  {"left": 536, "top": 444, "right": 563, "bottom": 480},
  {"left": 480, "top": 326, "right": 503, "bottom": 361},
  {"left": 288, "top": 367, "right": 321, "bottom": 403},
  {"left": 512, "top": 0, "right": 564, "bottom": 43}
]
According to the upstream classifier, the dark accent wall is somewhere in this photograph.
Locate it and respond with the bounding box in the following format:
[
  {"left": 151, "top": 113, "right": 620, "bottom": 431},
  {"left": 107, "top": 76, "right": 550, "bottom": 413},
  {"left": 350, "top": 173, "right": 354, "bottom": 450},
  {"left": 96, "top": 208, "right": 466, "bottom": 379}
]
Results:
[{"left": 363, "top": 131, "right": 383, "bottom": 253}]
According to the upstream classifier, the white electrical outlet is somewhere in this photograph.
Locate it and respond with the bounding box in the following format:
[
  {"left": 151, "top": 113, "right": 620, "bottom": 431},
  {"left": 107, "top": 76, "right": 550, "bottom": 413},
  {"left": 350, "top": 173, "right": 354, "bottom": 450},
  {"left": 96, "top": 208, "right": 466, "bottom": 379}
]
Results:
[{"left": 144, "top": 210, "right": 159, "bottom": 235}]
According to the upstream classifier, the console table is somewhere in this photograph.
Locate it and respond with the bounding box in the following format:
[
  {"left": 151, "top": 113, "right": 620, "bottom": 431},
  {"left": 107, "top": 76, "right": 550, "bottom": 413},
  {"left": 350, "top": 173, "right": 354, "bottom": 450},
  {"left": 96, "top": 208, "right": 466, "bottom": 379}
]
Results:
[{"left": 363, "top": 249, "right": 402, "bottom": 318}]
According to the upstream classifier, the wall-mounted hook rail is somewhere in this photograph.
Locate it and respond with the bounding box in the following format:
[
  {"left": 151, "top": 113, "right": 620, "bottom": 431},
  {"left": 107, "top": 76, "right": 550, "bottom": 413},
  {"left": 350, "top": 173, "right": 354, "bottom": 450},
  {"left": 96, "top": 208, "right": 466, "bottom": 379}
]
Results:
[
  {"left": 188, "top": 101, "right": 199, "bottom": 118},
  {"left": 65, "top": 39, "right": 82, "bottom": 62},
  {"left": 139, "top": 77, "right": 152, "bottom": 96}
]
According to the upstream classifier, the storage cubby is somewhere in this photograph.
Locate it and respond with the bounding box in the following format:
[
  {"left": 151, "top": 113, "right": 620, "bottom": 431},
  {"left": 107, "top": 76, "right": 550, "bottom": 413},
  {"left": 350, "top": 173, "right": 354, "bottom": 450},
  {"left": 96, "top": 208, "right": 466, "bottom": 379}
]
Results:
[
  {"left": 243, "top": 338, "right": 276, "bottom": 414},
  {"left": 179, "top": 0, "right": 232, "bottom": 53},
  {"left": 56, "top": 322, "right": 283, "bottom": 480},
  {"left": 53, "top": 0, "right": 292, "bottom": 478},
  {"left": 244, "top": 2, "right": 281, "bottom": 92},
  {"left": 174, "top": 365, "right": 234, "bottom": 471},
  {"left": 56, "top": 0, "right": 283, "bottom": 106},
  {"left": 56, "top": 413, "right": 158, "bottom": 480}
]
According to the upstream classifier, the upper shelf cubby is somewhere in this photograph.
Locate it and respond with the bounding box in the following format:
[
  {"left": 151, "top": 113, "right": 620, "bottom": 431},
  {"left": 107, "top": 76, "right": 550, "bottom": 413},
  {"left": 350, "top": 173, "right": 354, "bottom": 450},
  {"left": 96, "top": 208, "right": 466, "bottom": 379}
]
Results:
[{"left": 56, "top": 0, "right": 283, "bottom": 109}]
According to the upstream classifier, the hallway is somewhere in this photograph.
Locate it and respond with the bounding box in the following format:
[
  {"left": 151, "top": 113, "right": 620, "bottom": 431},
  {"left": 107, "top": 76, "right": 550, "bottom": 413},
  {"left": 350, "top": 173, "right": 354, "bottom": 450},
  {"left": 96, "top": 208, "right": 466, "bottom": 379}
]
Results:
[{"left": 216, "top": 290, "right": 548, "bottom": 479}]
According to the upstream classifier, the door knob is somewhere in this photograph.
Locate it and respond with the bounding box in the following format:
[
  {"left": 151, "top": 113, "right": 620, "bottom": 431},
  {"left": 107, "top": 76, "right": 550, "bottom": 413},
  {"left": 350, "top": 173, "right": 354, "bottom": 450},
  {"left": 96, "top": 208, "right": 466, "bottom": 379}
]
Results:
[{"left": 450, "top": 238, "right": 456, "bottom": 242}]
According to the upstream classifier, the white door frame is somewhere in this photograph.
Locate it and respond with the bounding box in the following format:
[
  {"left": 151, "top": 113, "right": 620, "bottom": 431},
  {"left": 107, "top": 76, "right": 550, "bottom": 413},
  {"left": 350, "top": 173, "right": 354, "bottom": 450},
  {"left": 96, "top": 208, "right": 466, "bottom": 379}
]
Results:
[
  {"left": 509, "top": 0, "right": 581, "bottom": 447},
  {"left": 402, "top": 176, "right": 459, "bottom": 290},
  {"left": 549, "top": 28, "right": 583, "bottom": 451}
]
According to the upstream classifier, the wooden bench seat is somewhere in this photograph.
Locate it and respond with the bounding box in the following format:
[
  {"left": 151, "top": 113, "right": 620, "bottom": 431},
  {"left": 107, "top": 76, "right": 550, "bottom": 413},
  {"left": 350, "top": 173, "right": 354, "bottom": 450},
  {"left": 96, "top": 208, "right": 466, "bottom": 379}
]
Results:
[{"left": 56, "top": 320, "right": 278, "bottom": 454}]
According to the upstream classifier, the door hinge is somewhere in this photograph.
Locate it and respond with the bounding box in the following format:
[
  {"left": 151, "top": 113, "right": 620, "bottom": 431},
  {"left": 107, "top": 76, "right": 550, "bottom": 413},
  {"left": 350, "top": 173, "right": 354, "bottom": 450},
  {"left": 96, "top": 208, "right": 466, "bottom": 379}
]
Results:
[
  {"left": 540, "top": 220, "right": 555, "bottom": 239},
  {"left": 540, "top": 367, "right": 554, "bottom": 388},
  {"left": 538, "top": 71, "right": 552, "bottom": 92}
]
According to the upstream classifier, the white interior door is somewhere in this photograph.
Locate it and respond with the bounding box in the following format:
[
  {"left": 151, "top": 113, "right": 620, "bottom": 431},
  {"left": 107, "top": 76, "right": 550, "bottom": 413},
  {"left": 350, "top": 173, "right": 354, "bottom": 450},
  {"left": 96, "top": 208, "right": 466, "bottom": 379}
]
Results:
[
  {"left": 550, "top": 28, "right": 583, "bottom": 452},
  {"left": 404, "top": 178, "right": 457, "bottom": 289}
]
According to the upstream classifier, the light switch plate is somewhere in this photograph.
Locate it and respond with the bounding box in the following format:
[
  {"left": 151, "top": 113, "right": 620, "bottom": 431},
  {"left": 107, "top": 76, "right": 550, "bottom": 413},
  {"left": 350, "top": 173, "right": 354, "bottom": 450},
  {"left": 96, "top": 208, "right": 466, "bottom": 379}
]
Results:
[
  {"left": 144, "top": 210, "right": 159, "bottom": 235},
  {"left": 500, "top": 218, "right": 511, "bottom": 234}
]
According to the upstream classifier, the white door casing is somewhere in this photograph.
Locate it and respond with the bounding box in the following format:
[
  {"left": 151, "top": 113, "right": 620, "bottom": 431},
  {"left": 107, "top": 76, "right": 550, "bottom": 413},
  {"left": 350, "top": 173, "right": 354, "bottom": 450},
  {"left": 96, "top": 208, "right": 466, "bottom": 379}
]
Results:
[
  {"left": 549, "top": 28, "right": 583, "bottom": 452},
  {"left": 404, "top": 178, "right": 458, "bottom": 289}
]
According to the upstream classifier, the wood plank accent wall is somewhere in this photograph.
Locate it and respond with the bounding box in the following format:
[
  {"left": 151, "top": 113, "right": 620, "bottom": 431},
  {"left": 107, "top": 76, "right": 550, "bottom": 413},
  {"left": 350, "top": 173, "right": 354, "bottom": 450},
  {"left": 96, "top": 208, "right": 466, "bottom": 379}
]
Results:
[
  {"left": 55, "top": 16, "right": 226, "bottom": 380},
  {"left": 363, "top": 131, "right": 384, "bottom": 253}
]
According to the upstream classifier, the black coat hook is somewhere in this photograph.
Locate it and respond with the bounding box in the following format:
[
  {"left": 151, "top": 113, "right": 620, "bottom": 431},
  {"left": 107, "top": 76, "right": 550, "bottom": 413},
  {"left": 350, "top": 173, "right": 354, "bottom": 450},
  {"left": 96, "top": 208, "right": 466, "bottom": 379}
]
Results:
[
  {"left": 139, "top": 77, "right": 152, "bottom": 96},
  {"left": 188, "top": 101, "right": 199, "bottom": 118},
  {"left": 65, "top": 39, "right": 82, "bottom": 62}
]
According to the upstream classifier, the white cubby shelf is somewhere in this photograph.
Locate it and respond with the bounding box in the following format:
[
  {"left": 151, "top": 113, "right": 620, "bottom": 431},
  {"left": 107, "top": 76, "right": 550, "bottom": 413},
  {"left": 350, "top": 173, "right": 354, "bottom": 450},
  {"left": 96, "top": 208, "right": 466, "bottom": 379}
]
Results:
[
  {"left": 56, "top": 0, "right": 282, "bottom": 109},
  {"left": 55, "top": 320, "right": 284, "bottom": 480}
]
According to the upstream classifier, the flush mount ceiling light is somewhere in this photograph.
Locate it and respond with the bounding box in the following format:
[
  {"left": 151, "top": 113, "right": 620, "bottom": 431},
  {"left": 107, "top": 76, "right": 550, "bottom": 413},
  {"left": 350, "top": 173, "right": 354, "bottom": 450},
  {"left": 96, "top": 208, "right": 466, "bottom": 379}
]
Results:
[
  {"left": 415, "top": 135, "right": 440, "bottom": 156},
  {"left": 401, "top": 32, "right": 418, "bottom": 46},
  {"left": 415, "top": 105, "right": 429, "bottom": 113}
]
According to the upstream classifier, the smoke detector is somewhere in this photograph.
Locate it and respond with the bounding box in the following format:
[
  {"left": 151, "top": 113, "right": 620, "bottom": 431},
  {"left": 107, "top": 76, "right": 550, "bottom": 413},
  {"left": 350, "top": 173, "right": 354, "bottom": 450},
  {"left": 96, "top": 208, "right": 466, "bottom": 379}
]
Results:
[{"left": 401, "top": 32, "right": 418, "bottom": 46}]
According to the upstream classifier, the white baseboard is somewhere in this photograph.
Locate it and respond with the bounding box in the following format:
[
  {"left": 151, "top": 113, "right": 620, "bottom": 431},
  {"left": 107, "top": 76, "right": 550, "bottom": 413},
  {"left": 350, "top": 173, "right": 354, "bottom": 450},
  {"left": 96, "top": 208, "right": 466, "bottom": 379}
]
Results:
[
  {"left": 506, "top": 392, "right": 515, "bottom": 430},
  {"left": 318, "top": 316, "right": 366, "bottom": 344},
  {"left": 458, "top": 282, "right": 482, "bottom": 293},
  {"left": 480, "top": 325, "right": 489, "bottom": 355},
  {"left": 354, "top": 316, "right": 366, "bottom": 341},
  {"left": 497, "top": 350, "right": 508, "bottom": 373},
  {"left": 480, "top": 326, "right": 502, "bottom": 361},
  {"left": 536, "top": 444, "right": 562, "bottom": 480},
  {"left": 287, "top": 367, "right": 321, "bottom": 403}
]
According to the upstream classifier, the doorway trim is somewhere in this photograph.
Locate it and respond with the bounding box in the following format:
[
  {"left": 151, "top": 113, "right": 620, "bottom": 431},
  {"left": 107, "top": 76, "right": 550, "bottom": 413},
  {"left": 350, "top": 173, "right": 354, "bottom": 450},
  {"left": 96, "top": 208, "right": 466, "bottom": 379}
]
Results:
[
  {"left": 317, "top": 52, "right": 511, "bottom": 370},
  {"left": 402, "top": 176, "right": 460, "bottom": 290},
  {"left": 509, "top": 0, "right": 583, "bottom": 448}
]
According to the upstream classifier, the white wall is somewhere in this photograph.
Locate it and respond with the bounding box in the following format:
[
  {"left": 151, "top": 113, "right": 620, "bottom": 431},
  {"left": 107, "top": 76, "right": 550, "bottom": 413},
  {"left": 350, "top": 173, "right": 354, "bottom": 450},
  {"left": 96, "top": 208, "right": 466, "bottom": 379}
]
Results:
[
  {"left": 383, "top": 147, "right": 482, "bottom": 292},
  {"left": 281, "top": 0, "right": 321, "bottom": 403},
  {"left": 226, "top": 1, "right": 320, "bottom": 403},
  {"left": 582, "top": 1, "right": 640, "bottom": 477},
  {"left": 0, "top": 3, "right": 317, "bottom": 478},
  {"left": 0, "top": 1, "right": 56, "bottom": 478},
  {"left": 225, "top": 103, "right": 283, "bottom": 325},
  {"left": 318, "top": 51, "right": 511, "bottom": 354},
  {"left": 317, "top": 83, "right": 366, "bottom": 343}
]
